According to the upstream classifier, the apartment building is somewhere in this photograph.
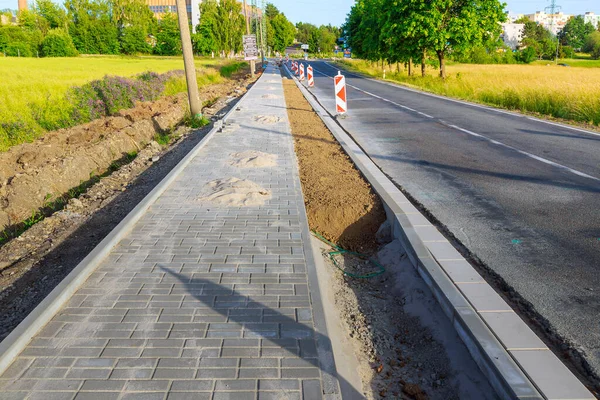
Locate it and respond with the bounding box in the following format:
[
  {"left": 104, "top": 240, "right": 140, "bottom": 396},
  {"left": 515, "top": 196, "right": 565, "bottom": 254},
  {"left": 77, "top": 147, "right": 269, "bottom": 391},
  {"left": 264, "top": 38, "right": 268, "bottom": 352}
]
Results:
[
  {"left": 500, "top": 23, "right": 525, "bottom": 50},
  {"left": 583, "top": 12, "right": 600, "bottom": 29},
  {"left": 526, "top": 11, "right": 572, "bottom": 35}
]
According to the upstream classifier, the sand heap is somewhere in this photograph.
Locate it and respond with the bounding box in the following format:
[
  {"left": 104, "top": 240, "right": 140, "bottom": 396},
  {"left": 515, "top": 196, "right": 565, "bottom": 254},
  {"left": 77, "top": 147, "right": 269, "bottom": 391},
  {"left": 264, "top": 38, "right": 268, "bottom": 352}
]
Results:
[
  {"left": 261, "top": 94, "right": 279, "bottom": 99},
  {"left": 199, "top": 178, "right": 271, "bottom": 207},
  {"left": 254, "top": 115, "right": 281, "bottom": 124},
  {"left": 229, "top": 150, "right": 278, "bottom": 168}
]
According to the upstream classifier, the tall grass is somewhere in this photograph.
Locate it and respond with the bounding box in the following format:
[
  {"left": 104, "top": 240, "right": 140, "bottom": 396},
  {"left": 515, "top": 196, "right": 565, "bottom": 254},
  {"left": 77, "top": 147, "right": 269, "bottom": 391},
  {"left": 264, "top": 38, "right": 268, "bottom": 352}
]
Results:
[
  {"left": 337, "top": 59, "right": 600, "bottom": 127},
  {"left": 0, "top": 56, "right": 247, "bottom": 151}
]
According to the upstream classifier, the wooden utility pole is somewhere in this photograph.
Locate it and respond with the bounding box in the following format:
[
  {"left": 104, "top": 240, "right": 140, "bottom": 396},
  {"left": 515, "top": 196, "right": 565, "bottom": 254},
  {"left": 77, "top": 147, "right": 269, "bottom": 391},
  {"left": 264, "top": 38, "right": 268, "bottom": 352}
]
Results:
[
  {"left": 243, "top": 0, "right": 255, "bottom": 77},
  {"left": 175, "top": 0, "right": 202, "bottom": 118}
]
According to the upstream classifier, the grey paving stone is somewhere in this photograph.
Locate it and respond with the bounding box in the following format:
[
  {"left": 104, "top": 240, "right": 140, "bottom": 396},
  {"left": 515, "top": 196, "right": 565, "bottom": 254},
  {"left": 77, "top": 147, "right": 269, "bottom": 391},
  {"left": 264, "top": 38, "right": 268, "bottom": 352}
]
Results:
[{"left": 0, "top": 67, "right": 339, "bottom": 400}]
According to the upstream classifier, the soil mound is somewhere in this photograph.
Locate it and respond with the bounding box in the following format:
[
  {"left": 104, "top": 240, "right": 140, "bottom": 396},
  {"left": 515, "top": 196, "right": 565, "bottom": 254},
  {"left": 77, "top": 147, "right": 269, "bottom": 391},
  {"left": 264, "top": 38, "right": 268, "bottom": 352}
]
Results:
[
  {"left": 253, "top": 115, "right": 281, "bottom": 124},
  {"left": 261, "top": 94, "right": 279, "bottom": 99},
  {"left": 199, "top": 178, "right": 271, "bottom": 207},
  {"left": 229, "top": 150, "right": 277, "bottom": 168}
]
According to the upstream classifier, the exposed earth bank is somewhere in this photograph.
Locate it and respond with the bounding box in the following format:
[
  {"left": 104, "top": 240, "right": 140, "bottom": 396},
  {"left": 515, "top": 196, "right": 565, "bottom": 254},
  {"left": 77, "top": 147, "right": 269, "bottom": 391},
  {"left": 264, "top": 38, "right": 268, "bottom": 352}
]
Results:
[{"left": 0, "top": 68, "right": 257, "bottom": 341}]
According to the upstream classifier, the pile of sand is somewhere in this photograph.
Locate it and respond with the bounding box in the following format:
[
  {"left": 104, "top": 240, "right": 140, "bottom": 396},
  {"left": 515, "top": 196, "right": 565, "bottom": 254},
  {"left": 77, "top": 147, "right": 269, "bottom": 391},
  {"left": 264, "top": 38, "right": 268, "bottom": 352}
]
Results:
[
  {"left": 199, "top": 178, "right": 271, "bottom": 207},
  {"left": 254, "top": 115, "right": 281, "bottom": 124},
  {"left": 229, "top": 150, "right": 278, "bottom": 168},
  {"left": 262, "top": 94, "right": 279, "bottom": 99}
]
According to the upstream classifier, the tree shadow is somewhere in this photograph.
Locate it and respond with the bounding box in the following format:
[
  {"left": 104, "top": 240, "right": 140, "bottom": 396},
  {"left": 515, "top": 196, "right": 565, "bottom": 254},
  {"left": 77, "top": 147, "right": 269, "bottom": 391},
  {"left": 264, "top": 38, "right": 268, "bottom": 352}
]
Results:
[{"left": 158, "top": 265, "right": 363, "bottom": 399}]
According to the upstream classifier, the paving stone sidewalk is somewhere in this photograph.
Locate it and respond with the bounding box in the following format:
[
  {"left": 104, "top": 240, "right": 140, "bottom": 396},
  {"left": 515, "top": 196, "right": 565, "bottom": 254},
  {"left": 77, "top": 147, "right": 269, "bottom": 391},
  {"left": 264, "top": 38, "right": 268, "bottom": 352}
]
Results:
[{"left": 0, "top": 64, "right": 343, "bottom": 400}]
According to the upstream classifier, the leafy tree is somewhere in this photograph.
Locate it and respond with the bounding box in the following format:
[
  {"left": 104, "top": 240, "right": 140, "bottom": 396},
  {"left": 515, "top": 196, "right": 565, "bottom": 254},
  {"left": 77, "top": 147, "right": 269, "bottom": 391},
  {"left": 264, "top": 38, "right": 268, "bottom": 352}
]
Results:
[
  {"left": 583, "top": 31, "right": 600, "bottom": 59},
  {"left": 154, "top": 12, "right": 180, "bottom": 55},
  {"left": 269, "top": 13, "right": 294, "bottom": 52},
  {"left": 296, "top": 22, "right": 316, "bottom": 45},
  {"left": 65, "top": 0, "right": 119, "bottom": 54},
  {"left": 214, "top": 0, "right": 244, "bottom": 55},
  {"left": 559, "top": 16, "right": 596, "bottom": 51},
  {"left": 34, "top": 0, "right": 68, "bottom": 30},
  {"left": 0, "top": 23, "right": 42, "bottom": 56},
  {"left": 40, "top": 28, "right": 78, "bottom": 56},
  {"left": 111, "top": 0, "right": 156, "bottom": 53},
  {"left": 120, "top": 26, "right": 150, "bottom": 54},
  {"left": 409, "top": 0, "right": 505, "bottom": 78},
  {"left": 193, "top": 0, "right": 219, "bottom": 55}
]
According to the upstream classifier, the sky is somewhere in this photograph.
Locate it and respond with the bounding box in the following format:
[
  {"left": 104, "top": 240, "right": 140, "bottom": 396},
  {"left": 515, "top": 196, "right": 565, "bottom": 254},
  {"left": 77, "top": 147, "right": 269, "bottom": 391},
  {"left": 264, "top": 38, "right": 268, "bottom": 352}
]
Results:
[
  {"left": 0, "top": 0, "right": 597, "bottom": 27},
  {"left": 267, "top": 0, "right": 598, "bottom": 27}
]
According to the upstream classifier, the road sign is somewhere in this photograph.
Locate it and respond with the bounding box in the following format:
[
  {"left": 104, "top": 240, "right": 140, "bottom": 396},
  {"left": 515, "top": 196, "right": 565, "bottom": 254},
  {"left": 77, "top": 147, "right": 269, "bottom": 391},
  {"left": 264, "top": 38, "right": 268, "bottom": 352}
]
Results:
[
  {"left": 243, "top": 34, "right": 258, "bottom": 61},
  {"left": 334, "top": 71, "right": 347, "bottom": 115},
  {"left": 307, "top": 65, "right": 314, "bottom": 87},
  {"left": 299, "top": 63, "right": 305, "bottom": 81},
  {"left": 301, "top": 44, "right": 309, "bottom": 50}
]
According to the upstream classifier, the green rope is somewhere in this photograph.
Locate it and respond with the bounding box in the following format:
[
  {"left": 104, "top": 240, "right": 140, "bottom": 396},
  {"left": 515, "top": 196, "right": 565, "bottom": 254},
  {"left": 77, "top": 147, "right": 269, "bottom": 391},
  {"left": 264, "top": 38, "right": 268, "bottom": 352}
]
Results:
[{"left": 311, "top": 230, "right": 385, "bottom": 279}]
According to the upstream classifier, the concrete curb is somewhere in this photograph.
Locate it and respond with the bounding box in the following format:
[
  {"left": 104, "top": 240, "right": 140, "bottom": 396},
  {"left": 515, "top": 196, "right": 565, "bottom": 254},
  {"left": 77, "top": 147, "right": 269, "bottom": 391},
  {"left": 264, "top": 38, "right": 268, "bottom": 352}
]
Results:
[
  {"left": 283, "top": 63, "right": 595, "bottom": 400},
  {"left": 0, "top": 81, "right": 254, "bottom": 377}
]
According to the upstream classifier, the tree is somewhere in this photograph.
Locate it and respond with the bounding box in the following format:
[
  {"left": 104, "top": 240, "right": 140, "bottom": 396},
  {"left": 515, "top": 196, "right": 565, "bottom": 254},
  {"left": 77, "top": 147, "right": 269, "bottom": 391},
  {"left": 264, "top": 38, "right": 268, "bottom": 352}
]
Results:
[
  {"left": 583, "top": 31, "right": 600, "bottom": 59},
  {"left": 193, "top": 0, "right": 218, "bottom": 55},
  {"left": 111, "top": 0, "right": 156, "bottom": 53},
  {"left": 269, "top": 13, "right": 294, "bottom": 52},
  {"left": 214, "top": 0, "right": 244, "bottom": 56},
  {"left": 65, "top": 0, "right": 120, "bottom": 54},
  {"left": 34, "top": 0, "right": 67, "bottom": 30},
  {"left": 40, "top": 28, "right": 78, "bottom": 56},
  {"left": 154, "top": 12, "right": 180, "bottom": 55},
  {"left": 408, "top": 0, "right": 506, "bottom": 78},
  {"left": 559, "top": 16, "right": 596, "bottom": 51}
]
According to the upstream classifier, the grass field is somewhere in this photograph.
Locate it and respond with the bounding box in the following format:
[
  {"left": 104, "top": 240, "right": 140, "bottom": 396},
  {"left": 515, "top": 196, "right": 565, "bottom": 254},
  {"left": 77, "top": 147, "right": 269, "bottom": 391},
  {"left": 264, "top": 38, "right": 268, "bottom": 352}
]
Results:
[
  {"left": 0, "top": 56, "right": 245, "bottom": 151},
  {"left": 336, "top": 58, "right": 600, "bottom": 127}
]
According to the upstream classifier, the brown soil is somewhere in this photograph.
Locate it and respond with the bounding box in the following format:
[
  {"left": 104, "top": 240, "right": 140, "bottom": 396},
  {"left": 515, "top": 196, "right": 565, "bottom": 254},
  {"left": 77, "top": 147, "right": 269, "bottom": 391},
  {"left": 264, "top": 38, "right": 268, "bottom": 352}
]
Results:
[
  {"left": 283, "top": 67, "right": 496, "bottom": 400},
  {"left": 281, "top": 77, "right": 385, "bottom": 253},
  {"left": 0, "top": 70, "right": 257, "bottom": 341},
  {"left": 0, "top": 71, "right": 254, "bottom": 234}
]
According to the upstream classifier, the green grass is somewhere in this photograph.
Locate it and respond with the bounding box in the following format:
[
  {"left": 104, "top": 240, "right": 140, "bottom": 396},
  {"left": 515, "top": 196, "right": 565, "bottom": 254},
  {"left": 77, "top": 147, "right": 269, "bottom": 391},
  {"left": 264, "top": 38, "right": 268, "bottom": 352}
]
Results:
[
  {"left": 336, "top": 59, "right": 600, "bottom": 127},
  {"left": 531, "top": 57, "right": 600, "bottom": 68},
  {"left": 0, "top": 56, "right": 247, "bottom": 151}
]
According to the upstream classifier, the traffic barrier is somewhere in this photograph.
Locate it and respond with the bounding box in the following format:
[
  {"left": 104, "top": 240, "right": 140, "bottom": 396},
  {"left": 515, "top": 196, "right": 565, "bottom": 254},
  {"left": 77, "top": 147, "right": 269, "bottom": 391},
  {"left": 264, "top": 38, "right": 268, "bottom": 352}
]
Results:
[
  {"left": 307, "top": 65, "right": 314, "bottom": 87},
  {"left": 295, "top": 62, "right": 300, "bottom": 76},
  {"left": 300, "top": 63, "right": 305, "bottom": 81},
  {"left": 334, "top": 71, "right": 347, "bottom": 115}
]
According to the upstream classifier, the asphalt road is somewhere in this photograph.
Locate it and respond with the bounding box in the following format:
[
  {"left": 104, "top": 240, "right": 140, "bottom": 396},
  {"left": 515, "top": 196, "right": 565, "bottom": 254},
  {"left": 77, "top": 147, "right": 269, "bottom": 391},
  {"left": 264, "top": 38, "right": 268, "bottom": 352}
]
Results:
[{"left": 292, "top": 60, "right": 600, "bottom": 379}]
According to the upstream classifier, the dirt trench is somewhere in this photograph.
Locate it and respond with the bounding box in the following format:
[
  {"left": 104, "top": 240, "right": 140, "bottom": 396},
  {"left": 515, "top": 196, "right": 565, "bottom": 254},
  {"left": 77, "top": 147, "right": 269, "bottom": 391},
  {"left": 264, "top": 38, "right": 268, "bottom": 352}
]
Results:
[
  {"left": 0, "top": 72, "right": 252, "bottom": 235},
  {"left": 281, "top": 72, "right": 496, "bottom": 399}
]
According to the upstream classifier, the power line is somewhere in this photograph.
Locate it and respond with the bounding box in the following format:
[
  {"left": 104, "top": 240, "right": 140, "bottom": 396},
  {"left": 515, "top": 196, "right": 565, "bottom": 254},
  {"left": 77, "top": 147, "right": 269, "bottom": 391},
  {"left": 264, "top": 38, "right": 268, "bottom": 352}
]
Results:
[{"left": 544, "top": 0, "right": 561, "bottom": 64}]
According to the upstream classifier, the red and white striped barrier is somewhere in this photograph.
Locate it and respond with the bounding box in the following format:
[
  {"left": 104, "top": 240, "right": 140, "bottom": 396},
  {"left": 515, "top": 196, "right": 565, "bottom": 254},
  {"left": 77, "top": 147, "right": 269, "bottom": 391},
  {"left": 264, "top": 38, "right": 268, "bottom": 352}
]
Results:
[
  {"left": 291, "top": 61, "right": 296, "bottom": 72},
  {"left": 299, "top": 63, "right": 305, "bottom": 81},
  {"left": 334, "top": 71, "right": 347, "bottom": 115},
  {"left": 307, "top": 65, "right": 314, "bottom": 87},
  {"left": 295, "top": 62, "right": 300, "bottom": 76}
]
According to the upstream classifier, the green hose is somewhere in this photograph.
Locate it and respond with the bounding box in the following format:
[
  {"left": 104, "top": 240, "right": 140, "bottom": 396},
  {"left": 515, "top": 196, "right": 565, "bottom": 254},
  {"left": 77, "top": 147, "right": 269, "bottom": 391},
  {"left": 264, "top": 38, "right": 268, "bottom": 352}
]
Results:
[{"left": 311, "top": 230, "right": 386, "bottom": 279}]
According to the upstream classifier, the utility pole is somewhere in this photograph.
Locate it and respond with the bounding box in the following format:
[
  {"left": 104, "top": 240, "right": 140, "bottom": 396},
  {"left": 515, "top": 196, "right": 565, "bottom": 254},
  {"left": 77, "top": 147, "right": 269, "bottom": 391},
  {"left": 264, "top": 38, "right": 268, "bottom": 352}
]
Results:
[
  {"left": 243, "top": 0, "right": 255, "bottom": 77},
  {"left": 175, "top": 0, "right": 202, "bottom": 118},
  {"left": 545, "top": 0, "right": 561, "bottom": 64}
]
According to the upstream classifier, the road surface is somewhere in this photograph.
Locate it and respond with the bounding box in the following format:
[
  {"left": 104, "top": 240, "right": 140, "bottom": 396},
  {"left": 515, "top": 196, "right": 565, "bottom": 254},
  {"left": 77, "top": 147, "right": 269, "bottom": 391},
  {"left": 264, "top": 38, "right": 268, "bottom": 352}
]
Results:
[{"left": 294, "top": 60, "right": 600, "bottom": 380}]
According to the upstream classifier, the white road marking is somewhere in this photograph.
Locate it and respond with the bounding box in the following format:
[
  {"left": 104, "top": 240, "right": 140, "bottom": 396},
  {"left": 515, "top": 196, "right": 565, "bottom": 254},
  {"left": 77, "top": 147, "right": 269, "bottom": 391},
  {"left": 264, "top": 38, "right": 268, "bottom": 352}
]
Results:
[
  {"left": 449, "top": 125, "right": 600, "bottom": 182},
  {"left": 322, "top": 61, "right": 600, "bottom": 139},
  {"left": 307, "top": 63, "right": 600, "bottom": 182}
]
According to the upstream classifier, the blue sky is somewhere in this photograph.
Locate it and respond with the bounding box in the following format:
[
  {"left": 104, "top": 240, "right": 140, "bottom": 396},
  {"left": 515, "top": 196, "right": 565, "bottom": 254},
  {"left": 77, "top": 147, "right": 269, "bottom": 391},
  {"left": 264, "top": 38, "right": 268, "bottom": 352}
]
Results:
[
  {"left": 268, "top": 0, "right": 598, "bottom": 27},
  {"left": 0, "top": 0, "right": 597, "bottom": 27}
]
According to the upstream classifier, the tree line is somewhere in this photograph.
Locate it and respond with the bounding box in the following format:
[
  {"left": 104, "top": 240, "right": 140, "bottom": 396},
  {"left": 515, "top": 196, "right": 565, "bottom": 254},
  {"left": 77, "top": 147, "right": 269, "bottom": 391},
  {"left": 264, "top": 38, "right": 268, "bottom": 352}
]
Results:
[
  {"left": 0, "top": 1, "right": 340, "bottom": 58},
  {"left": 344, "top": 0, "right": 600, "bottom": 76}
]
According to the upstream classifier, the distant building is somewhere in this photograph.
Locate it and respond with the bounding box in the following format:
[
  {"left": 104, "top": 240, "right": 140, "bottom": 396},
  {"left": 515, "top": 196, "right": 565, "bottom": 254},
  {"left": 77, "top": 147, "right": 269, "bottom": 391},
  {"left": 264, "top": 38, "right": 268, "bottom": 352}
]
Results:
[
  {"left": 583, "top": 12, "right": 600, "bottom": 29},
  {"left": 501, "top": 23, "right": 525, "bottom": 50},
  {"left": 526, "top": 11, "right": 572, "bottom": 35},
  {"left": 507, "top": 12, "right": 525, "bottom": 23},
  {"left": 17, "top": 0, "right": 26, "bottom": 11},
  {"left": 147, "top": 0, "right": 201, "bottom": 31}
]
